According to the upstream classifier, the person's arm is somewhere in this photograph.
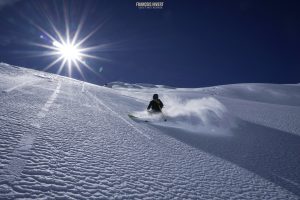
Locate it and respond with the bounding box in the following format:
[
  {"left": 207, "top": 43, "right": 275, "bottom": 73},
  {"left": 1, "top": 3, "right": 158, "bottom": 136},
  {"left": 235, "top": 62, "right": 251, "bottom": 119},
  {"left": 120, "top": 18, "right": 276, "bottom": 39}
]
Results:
[
  {"left": 147, "top": 101, "right": 152, "bottom": 110},
  {"left": 159, "top": 100, "right": 164, "bottom": 108}
]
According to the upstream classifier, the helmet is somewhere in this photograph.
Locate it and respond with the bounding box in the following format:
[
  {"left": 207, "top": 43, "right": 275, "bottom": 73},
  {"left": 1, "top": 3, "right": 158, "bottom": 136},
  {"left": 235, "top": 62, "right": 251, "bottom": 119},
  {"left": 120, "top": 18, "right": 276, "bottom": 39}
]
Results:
[{"left": 153, "top": 94, "right": 158, "bottom": 99}]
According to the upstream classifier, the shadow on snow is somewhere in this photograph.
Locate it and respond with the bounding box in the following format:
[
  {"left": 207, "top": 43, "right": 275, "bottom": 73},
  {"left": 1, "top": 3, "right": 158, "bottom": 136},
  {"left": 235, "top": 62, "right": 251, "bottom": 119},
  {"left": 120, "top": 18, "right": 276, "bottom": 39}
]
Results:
[{"left": 153, "top": 119, "right": 300, "bottom": 196}]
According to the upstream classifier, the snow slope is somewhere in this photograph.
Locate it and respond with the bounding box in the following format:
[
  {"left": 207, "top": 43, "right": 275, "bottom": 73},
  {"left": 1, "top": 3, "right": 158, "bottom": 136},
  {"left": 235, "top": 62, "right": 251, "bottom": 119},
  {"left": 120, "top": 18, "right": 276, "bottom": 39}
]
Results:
[{"left": 0, "top": 63, "right": 300, "bottom": 199}]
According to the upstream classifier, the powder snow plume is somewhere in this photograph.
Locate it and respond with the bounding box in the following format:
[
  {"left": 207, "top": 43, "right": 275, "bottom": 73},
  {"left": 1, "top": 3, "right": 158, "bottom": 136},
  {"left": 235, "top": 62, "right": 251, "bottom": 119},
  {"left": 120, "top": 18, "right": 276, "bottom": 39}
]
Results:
[
  {"left": 162, "top": 96, "right": 236, "bottom": 135},
  {"left": 134, "top": 96, "right": 236, "bottom": 135}
]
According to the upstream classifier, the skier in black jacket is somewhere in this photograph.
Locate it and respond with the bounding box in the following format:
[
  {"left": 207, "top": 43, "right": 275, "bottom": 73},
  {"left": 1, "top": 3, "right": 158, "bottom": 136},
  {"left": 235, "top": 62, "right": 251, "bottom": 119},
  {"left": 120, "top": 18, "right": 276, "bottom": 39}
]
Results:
[{"left": 147, "top": 94, "right": 164, "bottom": 113}]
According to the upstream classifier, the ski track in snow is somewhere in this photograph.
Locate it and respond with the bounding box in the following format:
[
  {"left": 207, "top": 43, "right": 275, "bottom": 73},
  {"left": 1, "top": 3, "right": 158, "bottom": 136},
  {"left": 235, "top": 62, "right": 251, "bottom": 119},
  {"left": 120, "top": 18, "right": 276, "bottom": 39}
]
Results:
[
  {"left": 0, "top": 81, "right": 61, "bottom": 184},
  {"left": 81, "top": 82, "right": 85, "bottom": 93},
  {"left": 32, "top": 81, "right": 61, "bottom": 128},
  {"left": 86, "top": 90, "right": 151, "bottom": 140},
  {"left": 0, "top": 64, "right": 300, "bottom": 199}
]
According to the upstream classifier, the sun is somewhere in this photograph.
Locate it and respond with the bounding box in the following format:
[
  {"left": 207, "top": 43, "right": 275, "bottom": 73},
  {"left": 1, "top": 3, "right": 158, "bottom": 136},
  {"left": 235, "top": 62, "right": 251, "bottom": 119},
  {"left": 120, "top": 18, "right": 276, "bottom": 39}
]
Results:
[
  {"left": 43, "top": 36, "right": 90, "bottom": 77},
  {"left": 29, "top": 23, "right": 109, "bottom": 78},
  {"left": 25, "top": 3, "right": 111, "bottom": 79},
  {"left": 52, "top": 40, "right": 81, "bottom": 62}
]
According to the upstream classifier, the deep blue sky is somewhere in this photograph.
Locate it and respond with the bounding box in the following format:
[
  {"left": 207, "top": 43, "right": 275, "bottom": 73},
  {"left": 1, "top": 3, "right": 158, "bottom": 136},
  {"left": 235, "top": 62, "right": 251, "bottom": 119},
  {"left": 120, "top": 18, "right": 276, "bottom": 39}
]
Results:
[{"left": 0, "top": 0, "right": 299, "bottom": 87}]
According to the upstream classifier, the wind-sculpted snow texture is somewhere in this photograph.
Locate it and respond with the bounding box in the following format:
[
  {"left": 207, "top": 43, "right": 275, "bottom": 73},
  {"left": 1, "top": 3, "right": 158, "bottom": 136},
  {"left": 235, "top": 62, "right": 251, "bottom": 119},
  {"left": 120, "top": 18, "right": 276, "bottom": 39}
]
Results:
[{"left": 0, "top": 63, "right": 300, "bottom": 199}]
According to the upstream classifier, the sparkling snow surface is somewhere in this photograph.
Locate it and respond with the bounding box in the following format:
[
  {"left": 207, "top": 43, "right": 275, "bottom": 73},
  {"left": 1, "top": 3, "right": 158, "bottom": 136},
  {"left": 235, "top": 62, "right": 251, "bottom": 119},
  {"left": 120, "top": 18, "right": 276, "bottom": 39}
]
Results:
[{"left": 0, "top": 63, "right": 300, "bottom": 199}]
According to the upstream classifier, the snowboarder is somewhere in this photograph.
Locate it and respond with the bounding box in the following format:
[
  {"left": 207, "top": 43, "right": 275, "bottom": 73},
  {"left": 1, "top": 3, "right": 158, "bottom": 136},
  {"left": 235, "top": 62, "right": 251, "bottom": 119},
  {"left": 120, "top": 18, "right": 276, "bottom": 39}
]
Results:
[{"left": 147, "top": 94, "right": 164, "bottom": 113}]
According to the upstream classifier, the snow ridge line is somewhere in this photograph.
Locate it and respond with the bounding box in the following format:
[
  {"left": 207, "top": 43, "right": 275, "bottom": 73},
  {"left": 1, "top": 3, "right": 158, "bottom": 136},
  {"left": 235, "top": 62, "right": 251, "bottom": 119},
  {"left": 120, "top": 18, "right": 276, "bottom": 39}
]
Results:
[
  {"left": 2, "top": 80, "right": 39, "bottom": 93},
  {"left": 0, "top": 81, "right": 61, "bottom": 183},
  {"left": 86, "top": 91, "right": 151, "bottom": 140}
]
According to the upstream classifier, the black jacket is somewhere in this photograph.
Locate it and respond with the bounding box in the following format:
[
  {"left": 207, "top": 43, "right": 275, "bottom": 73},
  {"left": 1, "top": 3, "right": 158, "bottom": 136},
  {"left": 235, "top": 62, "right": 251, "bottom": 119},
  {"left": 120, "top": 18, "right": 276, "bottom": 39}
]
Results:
[{"left": 147, "top": 99, "right": 164, "bottom": 112}]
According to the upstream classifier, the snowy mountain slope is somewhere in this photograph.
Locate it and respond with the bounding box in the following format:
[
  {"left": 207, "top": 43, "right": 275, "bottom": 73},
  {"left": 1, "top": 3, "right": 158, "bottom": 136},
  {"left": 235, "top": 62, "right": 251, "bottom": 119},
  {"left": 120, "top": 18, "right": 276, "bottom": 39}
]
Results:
[
  {"left": 0, "top": 63, "right": 300, "bottom": 199},
  {"left": 105, "top": 81, "right": 176, "bottom": 89}
]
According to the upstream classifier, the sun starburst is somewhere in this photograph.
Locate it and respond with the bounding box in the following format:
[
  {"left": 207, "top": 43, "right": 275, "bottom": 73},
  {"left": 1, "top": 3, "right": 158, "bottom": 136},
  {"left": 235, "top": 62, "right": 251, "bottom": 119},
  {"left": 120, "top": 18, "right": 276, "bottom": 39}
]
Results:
[
  {"left": 22, "top": 1, "right": 111, "bottom": 80},
  {"left": 52, "top": 40, "right": 81, "bottom": 62},
  {"left": 50, "top": 38, "right": 85, "bottom": 76}
]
